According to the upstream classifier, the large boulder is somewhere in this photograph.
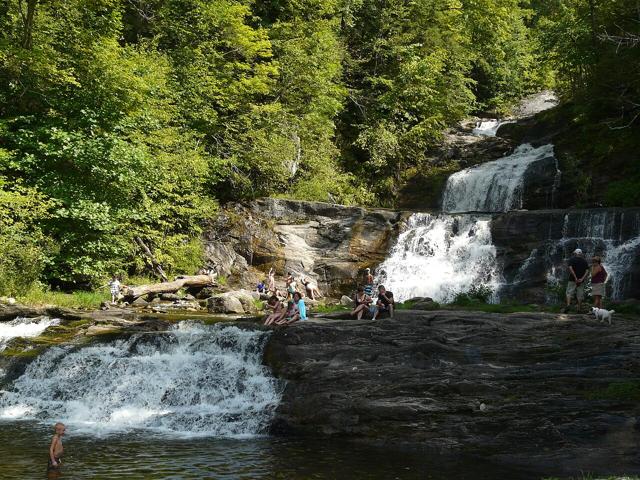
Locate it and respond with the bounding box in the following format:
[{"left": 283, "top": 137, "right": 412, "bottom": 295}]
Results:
[
  {"left": 340, "top": 295, "right": 354, "bottom": 307},
  {"left": 264, "top": 309, "right": 640, "bottom": 474},
  {"left": 206, "top": 290, "right": 258, "bottom": 315},
  {"left": 207, "top": 294, "right": 245, "bottom": 314}
]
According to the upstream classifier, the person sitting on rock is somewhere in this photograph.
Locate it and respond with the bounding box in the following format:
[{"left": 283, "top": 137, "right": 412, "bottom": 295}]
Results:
[
  {"left": 256, "top": 280, "right": 267, "bottom": 294},
  {"left": 293, "top": 291, "right": 307, "bottom": 321},
  {"left": 373, "top": 285, "right": 394, "bottom": 320},
  {"left": 351, "top": 286, "right": 373, "bottom": 320},
  {"left": 264, "top": 295, "right": 286, "bottom": 326},
  {"left": 277, "top": 299, "right": 300, "bottom": 326},
  {"left": 301, "top": 276, "right": 322, "bottom": 300}
]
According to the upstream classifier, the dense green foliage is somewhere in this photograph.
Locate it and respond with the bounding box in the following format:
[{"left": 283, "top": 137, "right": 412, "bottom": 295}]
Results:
[
  {"left": 531, "top": 0, "right": 640, "bottom": 208},
  {"left": 0, "top": 0, "right": 637, "bottom": 293}
]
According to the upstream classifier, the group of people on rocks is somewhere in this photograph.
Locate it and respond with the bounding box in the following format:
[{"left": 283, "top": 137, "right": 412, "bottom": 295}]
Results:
[
  {"left": 350, "top": 268, "right": 395, "bottom": 320},
  {"left": 261, "top": 267, "right": 321, "bottom": 326},
  {"left": 564, "top": 248, "right": 609, "bottom": 313},
  {"left": 260, "top": 266, "right": 396, "bottom": 326}
]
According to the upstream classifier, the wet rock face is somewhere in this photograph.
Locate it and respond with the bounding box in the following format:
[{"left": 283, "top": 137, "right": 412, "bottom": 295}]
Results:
[
  {"left": 264, "top": 310, "right": 640, "bottom": 475},
  {"left": 205, "top": 198, "right": 405, "bottom": 296},
  {"left": 492, "top": 208, "right": 640, "bottom": 302}
]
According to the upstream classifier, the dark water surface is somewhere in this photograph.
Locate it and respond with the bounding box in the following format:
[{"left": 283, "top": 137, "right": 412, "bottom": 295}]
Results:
[{"left": 1, "top": 420, "right": 537, "bottom": 480}]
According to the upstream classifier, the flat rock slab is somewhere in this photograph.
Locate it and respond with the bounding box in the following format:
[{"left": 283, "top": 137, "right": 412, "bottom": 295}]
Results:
[{"left": 263, "top": 309, "right": 640, "bottom": 476}]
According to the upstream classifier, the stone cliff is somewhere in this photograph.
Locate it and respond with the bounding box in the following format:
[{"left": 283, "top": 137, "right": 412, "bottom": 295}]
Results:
[
  {"left": 264, "top": 310, "right": 640, "bottom": 476},
  {"left": 204, "top": 198, "right": 406, "bottom": 295}
]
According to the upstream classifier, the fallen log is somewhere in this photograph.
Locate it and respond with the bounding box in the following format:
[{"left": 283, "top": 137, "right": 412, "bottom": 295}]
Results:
[{"left": 122, "top": 274, "right": 217, "bottom": 301}]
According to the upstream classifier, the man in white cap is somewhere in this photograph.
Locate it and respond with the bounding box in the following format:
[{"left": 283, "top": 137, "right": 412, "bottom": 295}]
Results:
[{"left": 564, "top": 248, "right": 589, "bottom": 313}]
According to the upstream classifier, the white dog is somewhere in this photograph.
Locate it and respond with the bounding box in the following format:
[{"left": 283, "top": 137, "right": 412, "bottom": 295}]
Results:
[{"left": 591, "top": 307, "right": 615, "bottom": 325}]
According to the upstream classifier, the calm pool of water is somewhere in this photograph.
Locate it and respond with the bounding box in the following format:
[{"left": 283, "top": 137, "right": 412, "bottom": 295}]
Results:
[{"left": 0, "top": 420, "right": 537, "bottom": 480}]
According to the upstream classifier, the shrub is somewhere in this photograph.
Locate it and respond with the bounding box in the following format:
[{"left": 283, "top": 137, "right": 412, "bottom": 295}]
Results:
[{"left": 452, "top": 284, "right": 494, "bottom": 305}]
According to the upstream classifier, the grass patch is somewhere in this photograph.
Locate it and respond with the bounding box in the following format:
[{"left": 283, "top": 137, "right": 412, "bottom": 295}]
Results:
[
  {"left": 17, "top": 286, "right": 105, "bottom": 309},
  {"left": 446, "top": 302, "right": 539, "bottom": 314},
  {"left": 313, "top": 303, "right": 350, "bottom": 314}
]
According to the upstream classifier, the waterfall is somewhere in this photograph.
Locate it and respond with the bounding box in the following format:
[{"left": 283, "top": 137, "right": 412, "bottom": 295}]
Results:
[
  {"left": 508, "top": 210, "right": 640, "bottom": 301},
  {"left": 472, "top": 119, "right": 515, "bottom": 137},
  {"left": 442, "top": 144, "right": 555, "bottom": 213},
  {"left": 375, "top": 214, "right": 500, "bottom": 302},
  {"left": 0, "top": 317, "right": 59, "bottom": 352},
  {"left": 0, "top": 322, "right": 281, "bottom": 437}
]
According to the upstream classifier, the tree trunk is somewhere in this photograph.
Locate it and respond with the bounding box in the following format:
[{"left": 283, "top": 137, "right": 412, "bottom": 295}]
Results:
[
  {"left": 135, "top": 236, "right": 168, "bottom": 282},
  {"left": 122, "top": 274, "right": 216, "bottom": 301},
  {"left": 19, "top": 0, "right": 38, "bottom": 49}
]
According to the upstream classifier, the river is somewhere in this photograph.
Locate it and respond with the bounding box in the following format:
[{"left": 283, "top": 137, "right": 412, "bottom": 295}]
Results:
[{"left": 1, "top": 420, "right": 535, "bottom": 479}]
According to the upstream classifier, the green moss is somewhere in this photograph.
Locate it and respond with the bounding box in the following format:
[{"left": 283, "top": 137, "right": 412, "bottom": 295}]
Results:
[
  {"left": 1, "top": 346, "right": 44, "bottom": 358},
  {"left": 586, "top": 382, "right": 640, "bottom": 403},
  {"left": 397, "top": 163, "right": 459, "bottom": 209}
]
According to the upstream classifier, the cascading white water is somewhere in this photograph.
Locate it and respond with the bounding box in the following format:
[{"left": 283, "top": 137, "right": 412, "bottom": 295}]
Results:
[
  {"left": 0, "top": 317, "right": 60, "bottom": 352},
  {"left": 375, "top": 214, "right": 500, "bottom": 302},
  {"left": 442, "top": 144, "right": 555, "bottom": 213},
  {"left": 472, "top": 119, "right": 515, "bottom": 137},
  {"left": 0, "top": 322, "right": 281, "bottom": 437}
]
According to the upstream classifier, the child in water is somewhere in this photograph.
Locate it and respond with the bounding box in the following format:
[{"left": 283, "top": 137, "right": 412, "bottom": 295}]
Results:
[{"left": 48, "top": 422, "right": 65, "bottom": 471}]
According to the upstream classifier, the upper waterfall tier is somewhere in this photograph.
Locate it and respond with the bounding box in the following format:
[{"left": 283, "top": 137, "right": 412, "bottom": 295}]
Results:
[{"left": 441, "top": 144, "right": 558, "bottom": 213}]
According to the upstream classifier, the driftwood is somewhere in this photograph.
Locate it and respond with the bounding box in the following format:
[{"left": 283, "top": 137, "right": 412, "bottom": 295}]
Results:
[{"left": 122, "top": 274, "right": 216, "bottom": 301}]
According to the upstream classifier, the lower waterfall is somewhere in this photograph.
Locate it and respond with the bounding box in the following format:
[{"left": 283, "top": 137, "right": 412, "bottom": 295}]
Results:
[{"left": 0, "top": 322, "right": 281, "bottom": 437}]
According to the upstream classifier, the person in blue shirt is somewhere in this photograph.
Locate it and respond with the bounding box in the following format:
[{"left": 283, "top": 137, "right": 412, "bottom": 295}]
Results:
[{"left": 293, "top": 291, "right": 307, "bottom": 321}]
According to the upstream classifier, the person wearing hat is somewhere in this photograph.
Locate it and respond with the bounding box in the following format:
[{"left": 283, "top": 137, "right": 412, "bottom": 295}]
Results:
[
  {"left": 363, "top": 268, "right": 374, "bottom": 297},
  {"left": 564, "top": 248, "right": 589, "bottom": 313}
]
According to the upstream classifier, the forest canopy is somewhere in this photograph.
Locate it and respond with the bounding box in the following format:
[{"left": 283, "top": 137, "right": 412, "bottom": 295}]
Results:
[{"left": 0, "top": 0, "right": 638, "bottom": 292}]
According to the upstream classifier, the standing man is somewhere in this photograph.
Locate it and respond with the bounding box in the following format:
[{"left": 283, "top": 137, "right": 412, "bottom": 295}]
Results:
[
  {"left": 564, "top": 248, "right": 589, "bottom": 313},
  {"left": 363, "top": 268, "right": 374, "bottom": 298}
]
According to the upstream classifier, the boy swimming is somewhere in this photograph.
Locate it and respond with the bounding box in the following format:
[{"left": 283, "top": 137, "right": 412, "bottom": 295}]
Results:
[{"left": 48, "top": 422, "right": 65, "bottom": 471}]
